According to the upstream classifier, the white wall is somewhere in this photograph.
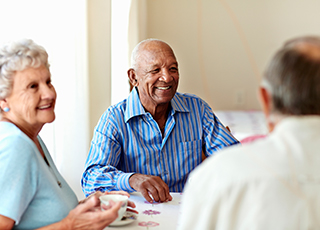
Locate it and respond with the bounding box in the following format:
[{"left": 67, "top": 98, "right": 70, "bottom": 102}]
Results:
[{"left": 143, "top": 0, "right": 320, "bottom": 111}]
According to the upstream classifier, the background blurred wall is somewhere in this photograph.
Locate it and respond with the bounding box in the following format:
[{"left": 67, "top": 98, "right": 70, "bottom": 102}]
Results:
[
  {"left": 125, "top": 0, "right": 320, "bottom": 112},
  {"left": 88, "top": 0, "right": 112, "bottom": 136}
]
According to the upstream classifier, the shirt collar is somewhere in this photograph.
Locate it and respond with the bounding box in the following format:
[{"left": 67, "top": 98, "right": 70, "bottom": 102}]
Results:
[{"left": 125, "top": 87, "right": 189, "bottom": 122}]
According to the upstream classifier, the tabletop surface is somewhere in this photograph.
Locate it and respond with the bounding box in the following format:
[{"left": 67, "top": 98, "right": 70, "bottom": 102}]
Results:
[{"left": 105, "top": 192, "right": 182, "bottom": 230}]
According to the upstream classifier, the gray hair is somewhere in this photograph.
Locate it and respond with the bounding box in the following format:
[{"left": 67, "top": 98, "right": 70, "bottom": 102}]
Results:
[
  {"left": 262, "top": 35, "right": 320, "bottom": 115},
  {"left": 0, "top": 39, "right": 49, "bottom": 102},
  {"left": 130, "top": 38, "right": 176, "bottom": 69}
]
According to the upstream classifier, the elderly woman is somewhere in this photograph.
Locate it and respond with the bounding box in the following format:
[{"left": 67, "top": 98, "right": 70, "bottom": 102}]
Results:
[{"left": 0, "top": 39, "right": 135, "bottom": 230}]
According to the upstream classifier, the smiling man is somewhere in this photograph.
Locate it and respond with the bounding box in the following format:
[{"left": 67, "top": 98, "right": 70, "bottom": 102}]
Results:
[{"left": 81, "top": 39, "right": 239, "bottom": 202}]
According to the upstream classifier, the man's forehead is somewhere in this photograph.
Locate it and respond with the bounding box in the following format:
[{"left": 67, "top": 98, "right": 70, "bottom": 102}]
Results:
[
  {"left": 140, "top": 56, "right": 177, "bottom": 71},
  {"left": 138, "top": 44, "right": 177, "bottom": 65}
]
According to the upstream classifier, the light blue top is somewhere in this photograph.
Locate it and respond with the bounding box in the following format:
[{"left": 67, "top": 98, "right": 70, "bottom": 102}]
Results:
[
  {"left": 0, "top": 122, "right": 78, "bottom": 230},
  {"left": 81, "top": 88, "right": 240, "bottom": 196}
]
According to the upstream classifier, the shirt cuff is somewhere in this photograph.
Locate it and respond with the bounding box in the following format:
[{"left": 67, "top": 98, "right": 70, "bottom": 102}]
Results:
[{"left": 116, "top": 172, "right": 136, "bottom": 193}]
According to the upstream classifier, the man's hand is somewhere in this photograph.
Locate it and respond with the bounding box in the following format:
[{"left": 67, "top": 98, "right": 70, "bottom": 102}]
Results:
[{"left": 129, "top": 173, "right": 172, "bottom": 203}]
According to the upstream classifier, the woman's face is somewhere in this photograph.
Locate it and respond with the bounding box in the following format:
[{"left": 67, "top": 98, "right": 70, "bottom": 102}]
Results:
[{"left": 4, "top": 65, "right": 56, "bottom": 132}]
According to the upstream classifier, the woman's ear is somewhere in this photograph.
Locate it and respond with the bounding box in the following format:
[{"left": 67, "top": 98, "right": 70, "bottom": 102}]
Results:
[
  {"left": 0, "top": 99, "right": 8, "bottom": 111},
  {"left": 127, "top": 68, "right": 138, "bottom": 87}
]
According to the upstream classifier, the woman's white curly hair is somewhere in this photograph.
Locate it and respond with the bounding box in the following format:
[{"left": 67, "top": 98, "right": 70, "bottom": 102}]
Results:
[{"left": 0, "top": 39, "right": 49, "bottom": 112}]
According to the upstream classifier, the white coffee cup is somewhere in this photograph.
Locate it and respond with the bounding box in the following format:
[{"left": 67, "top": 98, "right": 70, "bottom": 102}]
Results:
[{"left": 99, "top": 194, "right": 128, "bottom": 222}]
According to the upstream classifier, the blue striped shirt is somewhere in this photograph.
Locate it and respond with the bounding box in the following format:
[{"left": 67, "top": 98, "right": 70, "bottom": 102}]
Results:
[{"left": 81, "top": 88, "right": 239, "bottom": 196}]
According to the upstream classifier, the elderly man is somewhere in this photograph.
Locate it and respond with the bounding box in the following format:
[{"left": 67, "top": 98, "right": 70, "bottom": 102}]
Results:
[
  {"left": 178, "top": 36, "right": 320, "bottom": 230},
  {"left": 81, "top": 39, "right": 239, "bottom": 202}
]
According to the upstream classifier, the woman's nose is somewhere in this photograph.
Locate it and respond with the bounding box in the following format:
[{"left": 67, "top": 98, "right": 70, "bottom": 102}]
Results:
[{"left": 41, "top": 84, "right": 56, "bottom": 100}]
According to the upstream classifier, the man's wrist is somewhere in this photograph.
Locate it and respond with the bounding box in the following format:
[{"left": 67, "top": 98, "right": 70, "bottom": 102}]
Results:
[{"left": 117, "top": 172, "right": 136, "bottom": 192}]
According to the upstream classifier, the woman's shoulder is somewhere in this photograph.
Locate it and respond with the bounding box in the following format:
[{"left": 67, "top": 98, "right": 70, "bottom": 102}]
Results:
[
  {"left": 0, "top": 122, "right": 37, "bottom": 158},
  {"left": 0, "top": 121, "right": 20, "bottom": 135},
  {"left": 0, "top": 122, "right": 30, "bottom": 141}
]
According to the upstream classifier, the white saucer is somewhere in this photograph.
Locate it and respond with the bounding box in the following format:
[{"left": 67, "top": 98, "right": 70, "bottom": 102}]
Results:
[{"left": 109, "top": 211, "right": 138, "bottom": 227}]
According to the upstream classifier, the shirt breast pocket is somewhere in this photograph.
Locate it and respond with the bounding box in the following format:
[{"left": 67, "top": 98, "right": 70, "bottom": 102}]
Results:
[{"left": 178, "top": 139, "right": 202, "bottom": 171}]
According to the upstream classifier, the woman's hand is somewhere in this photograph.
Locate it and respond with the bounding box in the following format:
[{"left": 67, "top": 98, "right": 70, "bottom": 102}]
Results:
[
  {"left": 0, "top": 215, "right": 15, "bottom": 230},
  {"left": 103, "top": 191, "right": 138, "bottom": 214},
  {"left": 60, "top": 196, "right": 121, "bottom": 230},
  {"left": 79, "top": 190, "right": 138, "bottom": 214},
  {"left": 1, "top": 191, "right": 138, "bottom": 230}
]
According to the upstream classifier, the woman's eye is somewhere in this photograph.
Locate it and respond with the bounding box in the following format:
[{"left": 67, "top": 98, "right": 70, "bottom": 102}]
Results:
[
  {"left": 170, "top": 67, "right": 178, "bottom": 72},
  {"left": 47, "top": 80, "right": 52, "bottom": 85},
  {"left": 30, "top": 84, "right": 38, "bottom": 89}
]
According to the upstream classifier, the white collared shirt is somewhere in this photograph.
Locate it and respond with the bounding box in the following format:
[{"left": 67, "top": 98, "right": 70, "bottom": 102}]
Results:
[{"left": 178, "top": 116, "right": 320, "bottom": 230}]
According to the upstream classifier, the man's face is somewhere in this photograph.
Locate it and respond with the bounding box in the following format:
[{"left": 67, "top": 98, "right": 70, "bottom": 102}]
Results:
[{"left": 133, "top": 41, "right": 179, "bottom": 109}]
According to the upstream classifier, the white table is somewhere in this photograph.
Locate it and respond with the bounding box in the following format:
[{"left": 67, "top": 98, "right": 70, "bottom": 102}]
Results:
[{"left": 105, "top": 192, "right": 182, "bottom": 230}]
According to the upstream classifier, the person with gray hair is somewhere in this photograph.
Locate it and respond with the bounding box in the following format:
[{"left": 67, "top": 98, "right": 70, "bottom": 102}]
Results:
[
  {"left": 0, "top": 39, "right": 136, "bottom": 230},
  {"left": 177, "top": 35, "right": 320, "bottom": 230},
  {"left": 82, "top": 38, "right": 239, "bottom": 203}
]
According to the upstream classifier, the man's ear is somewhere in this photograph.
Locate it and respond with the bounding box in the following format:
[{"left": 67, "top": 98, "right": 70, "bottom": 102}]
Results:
[
  {"left": 128, "top": 68, "right": 138, "bottom": 87},
  {"left": 258, "top": 87, "right": 271, "bottom": 117},
  {"left": 258, "top": 86, "right": 274, "bottom": 132}
]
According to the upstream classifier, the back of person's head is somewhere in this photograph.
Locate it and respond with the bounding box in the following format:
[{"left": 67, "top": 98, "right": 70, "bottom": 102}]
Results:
[
  {"left": 0, "top": 38, "right": 49, "bottom": 101},
  {"left": 262, "top": 36, "right": 320, "bottom": 115}
]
